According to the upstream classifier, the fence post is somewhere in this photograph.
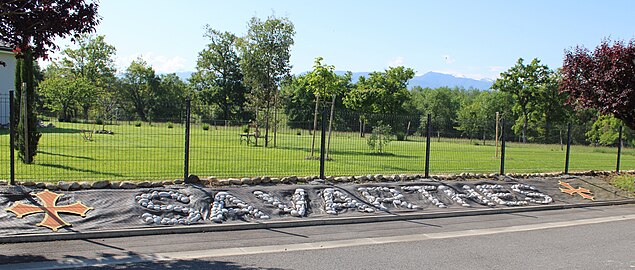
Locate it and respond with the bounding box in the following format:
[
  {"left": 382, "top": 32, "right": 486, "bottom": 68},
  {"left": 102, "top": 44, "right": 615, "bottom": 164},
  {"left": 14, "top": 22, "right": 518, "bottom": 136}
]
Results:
[
  {"left": 184, "top": 98, "right": 191, "bottom": 181},
  {"left": 564, "top": 123, "right": 572, "bottom": 174},
  {"left": 9, "top": 91, "right": 15, "bottom": 185},
  {"left": 500, "top": 119, "right": 506, "bottom": 175},
  {"left": 425, "top": 114, "right": 431, "bottom": 178},
  {"left": 319, "top": 105, "right": 327, "bottom": 180},
  {"left": 616, "top": 126, "right": 623, "bottom": 174}
]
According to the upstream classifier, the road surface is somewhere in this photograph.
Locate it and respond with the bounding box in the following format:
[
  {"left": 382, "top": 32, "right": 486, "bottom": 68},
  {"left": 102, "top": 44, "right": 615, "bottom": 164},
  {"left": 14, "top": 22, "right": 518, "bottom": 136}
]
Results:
[{"left": 1, "top": 204, "right": 635, "bottom": 269}]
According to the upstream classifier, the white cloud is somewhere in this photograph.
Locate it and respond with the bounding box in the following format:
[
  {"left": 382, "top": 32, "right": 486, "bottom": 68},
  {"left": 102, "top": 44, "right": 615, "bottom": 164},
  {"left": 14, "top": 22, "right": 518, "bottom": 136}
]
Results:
[
  {"left": 388, "top": 56, "right": 405, "bottom": 67},
  {"left": 116, "top": 52, "right": 188, "bottom": 73}
]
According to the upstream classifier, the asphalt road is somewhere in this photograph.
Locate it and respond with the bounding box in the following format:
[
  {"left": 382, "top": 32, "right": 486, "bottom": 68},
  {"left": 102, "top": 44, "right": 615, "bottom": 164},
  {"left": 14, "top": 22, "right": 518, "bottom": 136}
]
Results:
[{"left": 2, "top": 204, "right": 635, "bottom": 269}]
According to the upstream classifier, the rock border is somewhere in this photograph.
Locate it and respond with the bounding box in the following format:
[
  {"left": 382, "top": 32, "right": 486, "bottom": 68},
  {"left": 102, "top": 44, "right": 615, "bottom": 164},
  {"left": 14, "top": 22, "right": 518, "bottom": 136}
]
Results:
[{"left": 1, "top": 170, "right": 633, "bottom": 191}]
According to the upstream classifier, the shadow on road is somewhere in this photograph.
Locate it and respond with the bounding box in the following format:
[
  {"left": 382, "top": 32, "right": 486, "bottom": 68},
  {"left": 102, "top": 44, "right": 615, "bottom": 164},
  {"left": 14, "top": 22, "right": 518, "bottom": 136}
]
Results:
[
  {"left": 0, "top": 254, "right": 54, "bottom": 265},
  {"left": 0, "top": 251, "right": 289, "bottom": 270}
]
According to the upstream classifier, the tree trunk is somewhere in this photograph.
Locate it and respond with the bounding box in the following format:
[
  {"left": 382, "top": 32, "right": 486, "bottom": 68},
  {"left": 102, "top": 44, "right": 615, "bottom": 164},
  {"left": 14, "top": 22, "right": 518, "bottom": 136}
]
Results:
[
  {"left": 137, "top": 106, "right": 147, "bottom": 122},
  {"left": 82, "top": 105, "right": 90, "bottom": 121},
  {"left": 326, "top": 95, "right": 336, "bottom": 159},
  {"left": 544, "top": 115, "right": 552, "bottom": 144},
  {"left": 264, "top": 100, "right": 270, "bottom": 147},
  {"left": 310, "top": 95, "right": 320, "bottom": 157},
  {"left": 522, "top": 112, "right": 528, "bottom": 143},
  {"left": 61, "top": 107, "right": 69, "bottom": 122},
  {"left": 273, "top": 89, "right": 278, "bottom": 148}
]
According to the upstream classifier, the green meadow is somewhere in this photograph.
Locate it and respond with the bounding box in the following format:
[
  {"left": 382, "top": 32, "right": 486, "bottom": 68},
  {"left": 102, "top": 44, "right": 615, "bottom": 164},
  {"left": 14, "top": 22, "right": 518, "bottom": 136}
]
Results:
[{"left": 0, "top": 121, "right": 633, "bottom": 181}]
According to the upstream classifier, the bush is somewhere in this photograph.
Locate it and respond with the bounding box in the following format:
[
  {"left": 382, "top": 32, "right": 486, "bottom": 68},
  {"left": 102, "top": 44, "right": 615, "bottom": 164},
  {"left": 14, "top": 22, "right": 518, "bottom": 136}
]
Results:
[
  {"left": 134, "top": 121, "right": 142, "bottom": 127},
  {"left": 367, "top": 122, "right": 392, "bottom": 153},
  {"left": 167, "top": 122, "right": 174, "bottom": 129},
  {"left": 395, "top": 132, "right": 406, "bottom": 141},
  {"left": 95, "top": 119, "right": 104, "bottom": 125},
  {"left": 296, "top": 130, "right": 302, "bottom": 136},
  {"left": 242, "top": 125, "right": 250, "bottom": 133},
  {"left": 202, "top": 123, "right": 210, "bottom": 131}
]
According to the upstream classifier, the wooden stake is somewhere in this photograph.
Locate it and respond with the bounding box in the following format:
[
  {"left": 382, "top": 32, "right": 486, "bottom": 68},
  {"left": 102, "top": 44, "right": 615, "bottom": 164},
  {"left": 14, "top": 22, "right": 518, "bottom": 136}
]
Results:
[{"left": 495, "top": 112, "right": 499, "bottom": 158}]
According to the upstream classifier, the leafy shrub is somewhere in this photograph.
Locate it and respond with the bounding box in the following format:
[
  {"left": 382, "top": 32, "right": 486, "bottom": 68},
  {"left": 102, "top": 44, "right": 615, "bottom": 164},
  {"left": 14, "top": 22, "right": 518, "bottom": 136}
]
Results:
[
  {"left": 242, "top": 125, "right": 250, "bottom": 133},
  {"left": 367, "top": 122, "right": 392, "bottom": 153},
  {"left": 296, "top": 130, "right": 301, "bottom": 136},
  {"left": 134, "top": 121, "right": 142, "bottom": 127},
  {"left": 167, "top": 122, "right": 174, "bottom": 129},
  {"left": 202, "top": 123, "right": 210, "bottom": 131},
  {"left": 95, "top": 119, "right": 104, "bottom": 125},
  {"left": 395, "top": 132, "right": 406, "bottom": 141},
  {"left": 586, "top": 115, "right": 633, "bottom": 146}
]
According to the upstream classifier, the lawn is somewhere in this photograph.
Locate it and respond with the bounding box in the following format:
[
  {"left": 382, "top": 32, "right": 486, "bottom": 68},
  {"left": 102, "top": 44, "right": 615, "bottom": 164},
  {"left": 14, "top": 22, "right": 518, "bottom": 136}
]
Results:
[{"left": 0, "top": 121, "right": 633, "bottom": 181}]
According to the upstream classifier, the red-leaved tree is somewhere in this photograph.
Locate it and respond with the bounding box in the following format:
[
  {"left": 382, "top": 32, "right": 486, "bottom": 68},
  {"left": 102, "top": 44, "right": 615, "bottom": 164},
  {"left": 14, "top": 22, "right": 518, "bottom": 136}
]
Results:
[
  {"left": 1, "top": 0, "right": 100, "bottom": 163},
  {"left": 0, "top": 0, "right": 100, "bottom": 62},
  {"left": 560, "top": 39, "right": 635, "bottom": 130}
]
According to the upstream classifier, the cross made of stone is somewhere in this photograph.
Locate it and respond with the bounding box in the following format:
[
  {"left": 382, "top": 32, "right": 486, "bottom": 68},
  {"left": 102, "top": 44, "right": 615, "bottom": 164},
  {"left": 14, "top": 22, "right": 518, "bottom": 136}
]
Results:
[
  {"left": 5, "top": 190, "right": 93, "bottom": 232},
  {"left": 558, "top": 181, "right": 595, "bottom": 201}
]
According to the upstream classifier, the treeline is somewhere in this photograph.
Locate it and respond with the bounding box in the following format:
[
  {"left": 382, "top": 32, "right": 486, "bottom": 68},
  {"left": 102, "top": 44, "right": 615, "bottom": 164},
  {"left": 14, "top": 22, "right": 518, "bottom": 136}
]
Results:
[{"left": 34, "top": 16, "right": 632, "bottom": 147}]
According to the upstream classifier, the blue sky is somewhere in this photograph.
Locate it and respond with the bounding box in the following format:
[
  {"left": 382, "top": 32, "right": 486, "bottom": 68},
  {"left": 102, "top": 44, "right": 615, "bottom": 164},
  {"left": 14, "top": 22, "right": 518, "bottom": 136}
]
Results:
[{"left": 50, "top": 0, "right": 635, "bottom": 80}]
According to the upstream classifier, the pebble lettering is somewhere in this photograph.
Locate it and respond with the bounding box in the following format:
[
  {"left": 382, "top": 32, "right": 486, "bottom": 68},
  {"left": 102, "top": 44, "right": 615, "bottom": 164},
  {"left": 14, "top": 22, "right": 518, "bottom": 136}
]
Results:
[{"left": 136, "top": 184, "right": 553, "bottom": 226}]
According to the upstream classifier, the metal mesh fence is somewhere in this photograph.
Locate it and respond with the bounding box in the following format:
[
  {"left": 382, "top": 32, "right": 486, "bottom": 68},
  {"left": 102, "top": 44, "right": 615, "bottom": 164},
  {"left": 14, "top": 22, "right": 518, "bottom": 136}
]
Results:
[
  {"left": 189, "top": 118, "right": 317, "bottom": 178},
  {"left": 0, "top": 94, "right": 10, "bottom": 178},
  {"left": 7, "top": 118, "right": 185, "bottom": 181},
  {"left": 1, "top": 100, "right": 633, "bottom": 182},
  {"left": 328, "top": 110, "right": 424, "bottom": 176}
]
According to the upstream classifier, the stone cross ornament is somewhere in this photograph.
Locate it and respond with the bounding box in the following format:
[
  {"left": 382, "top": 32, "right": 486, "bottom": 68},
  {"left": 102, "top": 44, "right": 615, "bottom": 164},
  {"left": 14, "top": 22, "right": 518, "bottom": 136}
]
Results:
[{"left": 5, "top": 190, "right": 93, "bottom": 231}]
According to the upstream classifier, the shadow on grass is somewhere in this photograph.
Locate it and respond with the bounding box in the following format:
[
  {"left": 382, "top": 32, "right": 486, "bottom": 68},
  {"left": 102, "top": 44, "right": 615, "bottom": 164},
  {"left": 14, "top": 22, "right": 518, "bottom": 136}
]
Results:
[
  {"left": 332, "top": 150, "right": 419, "bottom": 159},
  {"left": 39, "top": 127, "right": 83, "bottom": 134},
  {"left": 38, "top": 150, "right": 95, "bottom": 160},
  {"left": 0, "top": 127, "right": 86, "bottom": 135},
  {"left": 37, "top": 163, "right": 124, "bottom": 177}
]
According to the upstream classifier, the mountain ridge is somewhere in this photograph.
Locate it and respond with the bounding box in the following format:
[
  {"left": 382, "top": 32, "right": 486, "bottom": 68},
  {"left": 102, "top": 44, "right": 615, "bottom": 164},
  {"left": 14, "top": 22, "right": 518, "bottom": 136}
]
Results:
[{"left": 163, "top": 71, "right": 493, "bottom": 90}]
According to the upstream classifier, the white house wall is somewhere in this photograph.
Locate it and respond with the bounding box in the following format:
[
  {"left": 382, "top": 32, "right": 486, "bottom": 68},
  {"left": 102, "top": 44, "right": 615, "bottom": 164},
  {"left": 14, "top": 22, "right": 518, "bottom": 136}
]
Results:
[{"left": 0, "top": 51, "right": 15, "bottom": 125}]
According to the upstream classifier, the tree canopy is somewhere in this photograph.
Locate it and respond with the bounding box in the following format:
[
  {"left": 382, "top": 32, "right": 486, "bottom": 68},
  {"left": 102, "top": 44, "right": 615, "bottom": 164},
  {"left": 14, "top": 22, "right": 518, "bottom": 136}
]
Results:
[
  {"left": 0, "top": 0, "right": 100, "bottom": 61},
  {"left": 190, "top": 27, "right": 248, "bottom": 121},
  {"left": 492, "top": 58, "right": 556, "bottom": 142},
  {"left": 344, "top": 66, "right": 414, "bottom": 115},
  {"left": 560, "top": 38, "right": 635, "bottom": 130}
]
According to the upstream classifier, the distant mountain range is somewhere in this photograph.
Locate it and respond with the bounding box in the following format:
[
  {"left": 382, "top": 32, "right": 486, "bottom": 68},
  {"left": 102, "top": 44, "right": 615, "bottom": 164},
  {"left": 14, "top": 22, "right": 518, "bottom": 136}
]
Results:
[
  {"left": 336, "top": 71, "right": 493, "bottom": 90},
  {"left": 166, "top": 71, "right": 493, "bottom": 90}
]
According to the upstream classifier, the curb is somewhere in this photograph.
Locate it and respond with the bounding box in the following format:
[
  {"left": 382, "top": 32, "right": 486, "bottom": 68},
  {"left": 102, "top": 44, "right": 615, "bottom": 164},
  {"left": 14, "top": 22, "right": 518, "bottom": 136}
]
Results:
[{"left": 1, "top": 199, "right": 634, "bottom": 244}]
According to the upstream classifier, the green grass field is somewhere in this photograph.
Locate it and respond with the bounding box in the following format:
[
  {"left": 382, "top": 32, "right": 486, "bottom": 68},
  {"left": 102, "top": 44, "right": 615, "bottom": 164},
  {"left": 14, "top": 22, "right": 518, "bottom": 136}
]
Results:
[{"left": 0, "top": 121, "right": 633, "bottom": 182}]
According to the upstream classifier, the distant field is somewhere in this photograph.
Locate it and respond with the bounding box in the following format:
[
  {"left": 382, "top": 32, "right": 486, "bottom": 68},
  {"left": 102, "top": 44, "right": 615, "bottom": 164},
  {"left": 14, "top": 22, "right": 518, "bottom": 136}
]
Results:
[{"left": 0, "top": 121, "right": 633, "bottom": 181}]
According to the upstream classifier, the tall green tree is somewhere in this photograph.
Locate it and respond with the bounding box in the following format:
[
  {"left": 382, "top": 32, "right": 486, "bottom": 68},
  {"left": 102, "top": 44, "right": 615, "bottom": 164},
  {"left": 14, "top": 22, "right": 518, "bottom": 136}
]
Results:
[
  {"left": 456, "top": 90, "right": 514, "bottom": 141},
  {"left": 344, "top": 66, "right": 414, "bottom": 136},
  {"left": 15, "top": 50, "right": 41, "bottom": 163},
  {"left": 59, "top": 35, "right": 117, "bottom": 120},
  {"left": 535, "top": 71, "right": 571, "bottom": 143},
  {"left": 152, "top": 73, "right": 190, "bottom": 120},
  {"left": 120, "top": 58, "right": 159, "bottom": 121},
  {"left": 239, "top": 15, "right": 295, "bottom": 147},
  {"left": 410, "top": 86, "right": 463, "bottom": 136},
  {"left": 191, "top": 27, "right": 248, "bottom": 121},
  {"left": 39, "top": 64, "right": 94, "bottom": 122},
  {"left": 492, "top": 58, "right": 552, "bottom": 143},
  {"left": 305, "top": 57, "right": 347, "bottom": 157},
  {"left": 347, "top": 66, "right": 415, "bottom": 114}
]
